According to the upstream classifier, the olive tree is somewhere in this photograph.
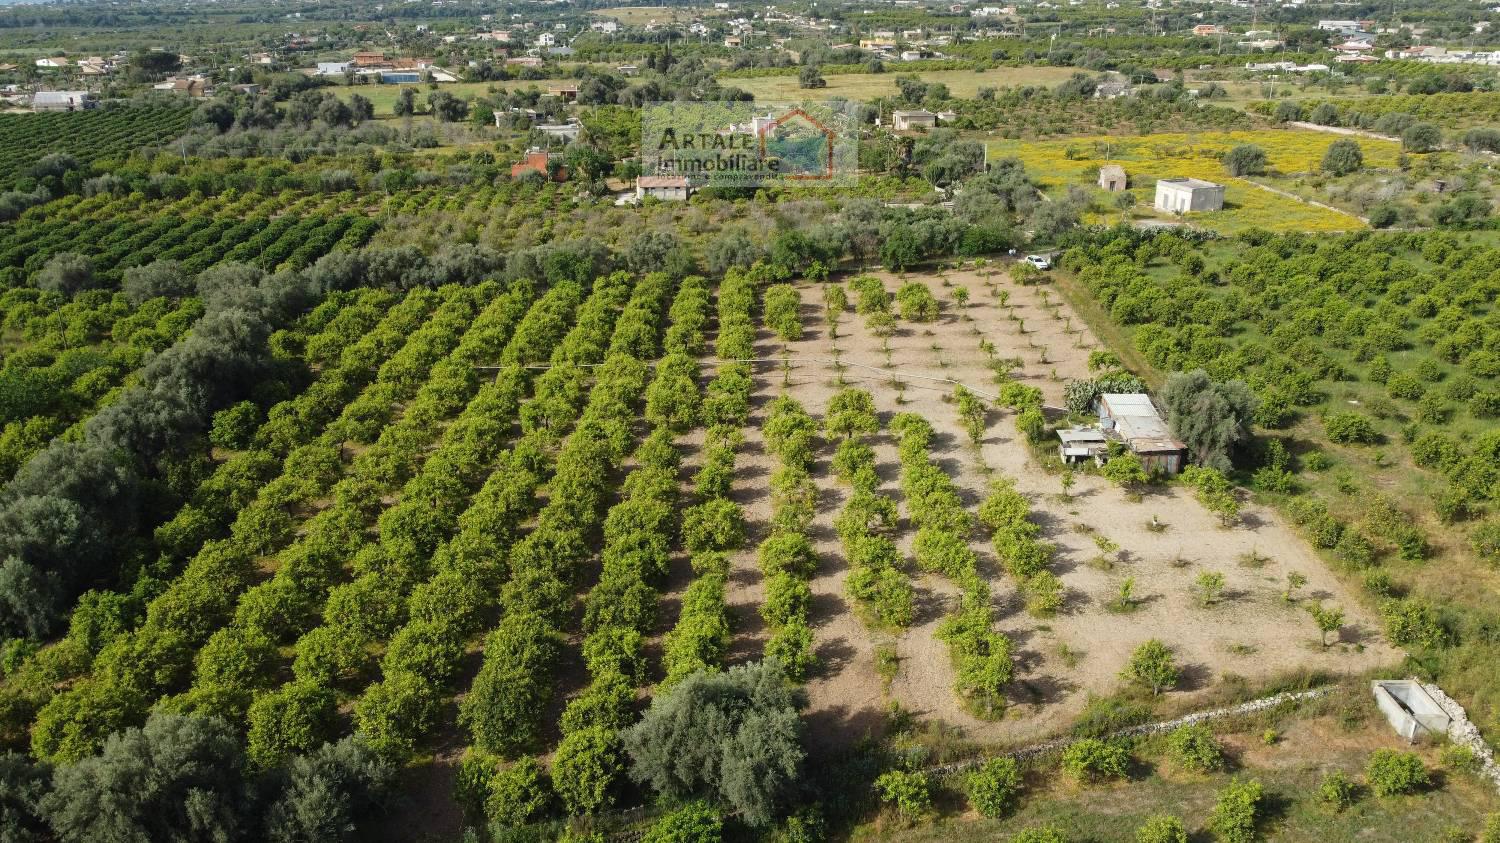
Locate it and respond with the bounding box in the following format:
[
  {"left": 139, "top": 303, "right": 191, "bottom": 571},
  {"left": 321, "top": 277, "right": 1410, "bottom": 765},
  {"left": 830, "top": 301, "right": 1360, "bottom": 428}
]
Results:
[
  {"left": 621, "top": 660, "right": 805, "bottom": 826},
  {"left": 1159, "top": 370, "right": 1257, "bottom": 472},
  {"left": 1222, "top": 144, "right": 1267, "bottom": 177},
  {"left": 41, "top": 713, "right": 254, "bottom": 843},
  {"left": 1321, "top": 139, "right": 1364, "bottom": 176}
]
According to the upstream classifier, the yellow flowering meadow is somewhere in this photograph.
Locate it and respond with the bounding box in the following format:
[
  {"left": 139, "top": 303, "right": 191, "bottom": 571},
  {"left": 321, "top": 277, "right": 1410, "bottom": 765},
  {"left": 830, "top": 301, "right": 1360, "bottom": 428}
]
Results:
[{"left": 989, "top": 129, "right": 1402, "bottom": 234}]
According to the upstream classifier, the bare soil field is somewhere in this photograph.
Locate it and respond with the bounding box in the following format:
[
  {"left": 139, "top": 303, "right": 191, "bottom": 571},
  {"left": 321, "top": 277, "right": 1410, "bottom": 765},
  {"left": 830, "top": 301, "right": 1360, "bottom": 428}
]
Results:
[{"left": 723, "top": 265, "right": 1398, "bottom": 752}]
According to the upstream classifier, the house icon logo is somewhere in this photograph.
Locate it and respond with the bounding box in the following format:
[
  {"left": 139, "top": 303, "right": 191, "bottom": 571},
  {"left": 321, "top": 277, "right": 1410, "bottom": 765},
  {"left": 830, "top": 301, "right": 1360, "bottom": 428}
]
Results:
[{"left": 757, "top": 107, "right": 837, "bottom": 181}]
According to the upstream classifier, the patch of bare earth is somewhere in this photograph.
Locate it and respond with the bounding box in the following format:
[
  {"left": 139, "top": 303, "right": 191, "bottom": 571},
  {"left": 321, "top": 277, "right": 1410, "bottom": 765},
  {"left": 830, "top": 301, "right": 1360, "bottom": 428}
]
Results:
[{"left": 729, "top": 268, "right": 1397, "bottom": 755}]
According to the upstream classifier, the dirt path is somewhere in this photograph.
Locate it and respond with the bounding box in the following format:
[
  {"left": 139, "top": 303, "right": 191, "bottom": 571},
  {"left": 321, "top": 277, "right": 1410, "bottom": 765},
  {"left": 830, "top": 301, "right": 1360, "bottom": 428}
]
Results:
[
  {"left": 722, "top": 323, "right": 778, "bottom": 666},
  {"left": 745, "top": 267, "right": 1399, "bottom": 751}
]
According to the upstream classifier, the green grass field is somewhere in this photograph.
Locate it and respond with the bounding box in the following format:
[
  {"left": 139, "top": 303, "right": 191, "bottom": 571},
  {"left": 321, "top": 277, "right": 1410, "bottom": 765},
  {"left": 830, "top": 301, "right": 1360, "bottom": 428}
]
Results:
[
  {"left": 729, "top": 66, "right": 1081, "bottom": 102},
  {"left": 988, "top": 128, "right": 1403, "bottom": 234}
]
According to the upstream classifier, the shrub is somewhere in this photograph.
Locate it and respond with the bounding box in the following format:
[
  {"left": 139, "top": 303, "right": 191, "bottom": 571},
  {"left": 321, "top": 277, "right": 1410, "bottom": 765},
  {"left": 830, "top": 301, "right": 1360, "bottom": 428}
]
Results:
[
  {"left": 874, "top": 769, "right": 931, "bottom": 823},
  {"left": 1223, "top": 144, "right": 1267, "bottom": 177},
  {"left": 1122, "top": 639, "right": 1180, "bottom": 695},
  {"left": 896, "top": 282, "right": 939, "bottom": 322},
  {"left": 965, "top": 757, "right": 1022, "bottom": 818},
  {"left": 1321, "top": 139, "right": 1364, "bottom": 176},
  {"left": 551, "top": 725, "right": 622, "bottom": 816},
  {"left": 33, "top": 253, "right": 99, "bottom": 295},
  {"left": 264, "top": 737, "right": 396, "bottom": 843},
  {"left": 1101, "top": 451, "right": 1149, "bottom": 490},
  {"left": 41, "top": 713, "right": 251, "bottom": 843},
  {"left": 1472, "top": 521, "right": 1500, "bottom": 566},
  {"left": 1481, "top": 813, "right": 1500, "bottom": 843},
  {"left": 1401, "top": 122, "right": 1443, "bottom": 153},
  {"left": 621, "top": 661, "right": 804, "bottom": 827},
  {"left": 642, "top": 801, "right": 723, "bottom": 843},
  {"left": 1135, "top": 814, "right": 1188, "bottom": 843},
  {"left": 209, "top": 401, "right": 262, "bottom": 451},
  {"left": 486, "top": 756, "right": 551, "bottom": 828},
  {"left": 1319, "top": 769, "right": 1358, "bottom": 811},
  {"left": 1380, "top": 599, "right": 1448, "bottom": 648},
  {"left": 1365, "top": 749, "right": 1428, "bottom": 796},
  {"left": 1012, "top": 825, "right": 1068, "bottom": 843},
  {"left": 1324, "top": 412, "right": 1378, "bottom": 444},
  {"left": 763, "top": 284, "right": 802, "bottom": 342},
  {"left": 1167, "top": 723, "right": 1224, "bottom": 773},
  {"left": 1208, "top": 777, "right": 1263, "bottom": 843},
  {"left": 1061, "top": 738, "right": 1130, "bottom": 783},
  {"left": 1439, "top": 743, "right": 1478, "bottom": 774},
  {"left": 1463, "top": 127, "right": 1500, "bottom": 153}
]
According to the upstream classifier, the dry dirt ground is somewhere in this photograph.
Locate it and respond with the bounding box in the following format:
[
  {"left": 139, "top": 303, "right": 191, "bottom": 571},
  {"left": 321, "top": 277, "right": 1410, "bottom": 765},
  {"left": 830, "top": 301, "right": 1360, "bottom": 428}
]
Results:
[{"left": 721, "top": 266, "right": 1398, "bottom": 753}]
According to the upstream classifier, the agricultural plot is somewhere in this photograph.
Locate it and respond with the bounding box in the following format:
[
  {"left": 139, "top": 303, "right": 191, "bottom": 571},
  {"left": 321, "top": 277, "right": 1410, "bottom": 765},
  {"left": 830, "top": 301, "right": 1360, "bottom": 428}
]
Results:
[
  {"left": 988, "top": 129, "right": 1402, "bottom": 234},
  {"left": 728, "top": 66, "right": 1081, "bottom": 103},
  {"left": 883, "top": 699, "right": 1500, "bottom": 841},
  {"left": 0, "top": 287, "right": 202, "bottom": 479},
  {"left": 0, "top": 190, "right": 379, "bottom": 288},
  {"left": 0, "top": 105, "right": 194, "bottom": 191},
  {"left": 716, "top": 268, "right": 1394, "bottom": 748}
]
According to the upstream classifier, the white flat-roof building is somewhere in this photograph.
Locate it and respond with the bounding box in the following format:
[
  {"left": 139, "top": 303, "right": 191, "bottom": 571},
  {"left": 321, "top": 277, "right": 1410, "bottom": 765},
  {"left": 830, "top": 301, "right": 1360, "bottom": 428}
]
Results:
[
  {"left": 1154, "top": 177, "right": 1224, "bottom": 214},
  {"left": 891, "top": 109, "right": 936, "bottom": 131},
  {"left": 32, "top": 90, "right": 97, "bottom": 111},
  {"left": 637, "top": 175, "right": 690, "bottom": 201}
]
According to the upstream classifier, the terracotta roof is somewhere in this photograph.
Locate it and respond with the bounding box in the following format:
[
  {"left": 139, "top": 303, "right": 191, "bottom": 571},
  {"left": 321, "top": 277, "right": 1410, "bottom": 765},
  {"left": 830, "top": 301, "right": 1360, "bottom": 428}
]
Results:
[{"left": 638, "top": 176, "right": 688, "bottom": 188}]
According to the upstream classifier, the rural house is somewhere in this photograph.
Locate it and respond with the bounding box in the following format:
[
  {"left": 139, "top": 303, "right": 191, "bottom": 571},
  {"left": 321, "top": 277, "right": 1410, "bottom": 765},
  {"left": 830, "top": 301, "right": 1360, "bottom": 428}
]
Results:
[
  {"left": 1054, "top": 392, "right": 1186, "bottom": 474},
  {"left": 1098, "top": 164, "right": 1127, "bottom": 191},
  {"left": 891, "top": 109, "right": 937, "bottom": 131},
  {"left": 1098, "top": 393, "right": 1186, "bottom": 474},
  {"left": 636, "top": 175, "right": 691, "bottom": 201},
  {"left": 32, "top": 90, "right": 97, "bottom": 111},
  {"left": 1154, "top": 177, "right": 1224, "bottom": 213},
  {"left": 511, "top": 149, "right": 565, "bottom": 181}
]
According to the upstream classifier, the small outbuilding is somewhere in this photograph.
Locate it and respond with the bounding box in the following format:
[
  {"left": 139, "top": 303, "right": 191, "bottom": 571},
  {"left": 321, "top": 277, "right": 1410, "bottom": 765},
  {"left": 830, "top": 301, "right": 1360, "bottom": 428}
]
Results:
[
  {"left": 32, "top": 91, "right": 96, "bottom": 111},
  {"left": 1098, "top": 393, "right": 1186, "bottom": 475},
  {"left": 636, "top": 175, "right": 690, "bottom": 201},
  {"left": 511, "top": 149, "right": 566, "bottom": 181},
  {"left": 891, "top": 109, "right": 937, "bottom": 131},
  {"left": 1098, "top": 164, "right": 1127, "bottom": 192},
  {"left": 1154, "top": 177, "right": 1224, "bottom": 214},
  {"left": 1056, "top": 427, "right": 1108, "bottom": 464}
]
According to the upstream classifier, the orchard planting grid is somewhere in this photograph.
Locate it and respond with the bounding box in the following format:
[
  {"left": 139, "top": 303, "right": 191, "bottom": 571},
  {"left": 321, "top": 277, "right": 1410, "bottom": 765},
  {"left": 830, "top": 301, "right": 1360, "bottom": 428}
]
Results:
[
  {"left": 1, "top": 179, "right": 603, "bottom": 290},
  {"left": 0, "top": 105, "right": 195, "bottom": 191},
  {"left": 706, "top": 267, "right": 1394, "bottom": 749},
  {"left": 0, "top": 287, "right": 204, "bottom": 480},
  {"left": 0, "top": 263, "right": 1407, "bottom": 835}
]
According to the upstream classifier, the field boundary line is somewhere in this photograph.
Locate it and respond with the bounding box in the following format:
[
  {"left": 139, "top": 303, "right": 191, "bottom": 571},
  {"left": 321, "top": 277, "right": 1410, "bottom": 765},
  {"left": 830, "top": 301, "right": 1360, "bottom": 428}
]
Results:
[{"left": 922, "top": 686, "right": 1335, "bottom": 776}]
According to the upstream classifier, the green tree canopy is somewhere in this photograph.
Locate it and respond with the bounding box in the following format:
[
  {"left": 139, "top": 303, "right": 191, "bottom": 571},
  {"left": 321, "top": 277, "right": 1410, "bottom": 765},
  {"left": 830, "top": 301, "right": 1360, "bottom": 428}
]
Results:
[
  {"left": 621, "top": 660, "right": 805, "bottom": 826},
  {"left": 1159, "top": 370, "right": 1258, "bottom": 472}
]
